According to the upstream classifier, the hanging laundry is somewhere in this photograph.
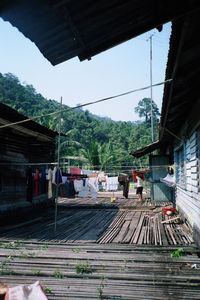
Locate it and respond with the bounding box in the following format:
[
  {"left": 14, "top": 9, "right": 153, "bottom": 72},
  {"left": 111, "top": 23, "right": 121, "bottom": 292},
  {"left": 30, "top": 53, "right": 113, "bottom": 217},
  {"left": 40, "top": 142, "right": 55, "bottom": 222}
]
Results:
[
  {"left": 79, "top": 179, "right": 90, "bottom": 197},
  {"left": 26, "top": 167, "right": 33, "bottom": 202},
  {"left": 52, "top": 167, "right": 63, "bottom": 185},
  {"left": 55, "top": 168, "right": 62, "bottom": 185},
  {"left": 70, "top": 167, "right": 81, "bottom": 175},
  {"left": 40, "top": 168, "right": 47, "bottom": 194},
  {"left": 33, "top": 168, "right": 40, "bottom": 197},
  {"left": 160, "top": 173, "right": 175, "bottom": 187},
  {"left": 81, "top": 169, "right": 93, "bottom": 176},
  {"left": 74, "top": 179, "right": 84, "bottom": 193},
  {"left": 64, "top": 180, "right": 76, "bottom": 198},
  {"left": 47, "top": 168, "right": 53, "bottom": 199},
  {"left": 74, "top": 178, "right": 90, "bottom": 197},
  {"left": 106, "top": 176, "right": 119, "bottom": 191},
  {"left": 88, "top": 177, "right": 99, "bottom": 199}
]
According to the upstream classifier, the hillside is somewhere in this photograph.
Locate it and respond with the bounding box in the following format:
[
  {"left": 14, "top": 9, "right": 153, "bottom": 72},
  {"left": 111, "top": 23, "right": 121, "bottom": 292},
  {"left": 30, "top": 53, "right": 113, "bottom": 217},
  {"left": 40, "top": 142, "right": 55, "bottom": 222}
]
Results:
[{"left": 0, "top": 73, "right": 153, "bottom": 172}]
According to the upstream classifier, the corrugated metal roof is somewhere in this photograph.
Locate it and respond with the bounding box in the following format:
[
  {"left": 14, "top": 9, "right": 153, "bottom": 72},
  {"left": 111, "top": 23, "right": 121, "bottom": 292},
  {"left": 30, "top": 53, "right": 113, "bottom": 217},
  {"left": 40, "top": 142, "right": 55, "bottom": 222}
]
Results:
[
  {"left": 133, "top": 8, "right": 200, "bottom": 157},
  {"left": 0, "top": 0, "right": 200, "bottom": 65},
  {"left": 131, "top": 140, "right": 160, "bottom": 157},
  {"left": 0, "top": 102, "right": 57, "bottom": 138},
  {"left": 161, "top": 8, "right": 200, "bottom": 142}
]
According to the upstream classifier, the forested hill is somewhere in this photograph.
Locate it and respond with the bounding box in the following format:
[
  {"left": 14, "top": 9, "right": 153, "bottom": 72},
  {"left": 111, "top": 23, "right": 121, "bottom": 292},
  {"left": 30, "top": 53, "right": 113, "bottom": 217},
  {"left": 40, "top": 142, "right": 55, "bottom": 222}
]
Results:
[{"left": 0, "top": 73, "right": 153, "bottom": 172}]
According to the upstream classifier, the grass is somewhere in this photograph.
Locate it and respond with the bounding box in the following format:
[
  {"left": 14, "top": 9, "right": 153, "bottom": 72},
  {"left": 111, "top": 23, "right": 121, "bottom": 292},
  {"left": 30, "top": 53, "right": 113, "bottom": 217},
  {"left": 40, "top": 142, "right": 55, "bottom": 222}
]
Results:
[
  {"left": 53, "top": 270, "right": 64, "bottom": 279},
  {"left": 170, "top": 248, "right": 184, "bottom": 258},
  {"left": 41, "top": 244, "right": 49, "bottom": 250},
  {"left": 97, "top": 276, "right": 106, "bottom": 300},
  {"left": 72, "top": 247, "right": 80, "bottom": 253},
  {"left": 75, "top": 261, "right": 92, "bottom": 275},
  {"left": 32, "top": 269, "right": 41, "bottom": 276},
  {"left": 44, "top": 287, "right": 53, "bottom": 294}
]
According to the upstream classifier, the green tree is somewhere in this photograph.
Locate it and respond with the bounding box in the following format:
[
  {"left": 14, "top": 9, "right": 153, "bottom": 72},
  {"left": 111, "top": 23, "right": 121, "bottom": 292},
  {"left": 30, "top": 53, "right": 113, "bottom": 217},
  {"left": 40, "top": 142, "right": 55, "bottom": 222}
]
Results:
[
  {"left": 80, "top": 141, "right": 100, "bottom": 169},
  {"left": 135, "top": 98, "right": 160, "bottom": 123},
  {"left": 0, "top": 72, "right": 155, "bottom": 173}
]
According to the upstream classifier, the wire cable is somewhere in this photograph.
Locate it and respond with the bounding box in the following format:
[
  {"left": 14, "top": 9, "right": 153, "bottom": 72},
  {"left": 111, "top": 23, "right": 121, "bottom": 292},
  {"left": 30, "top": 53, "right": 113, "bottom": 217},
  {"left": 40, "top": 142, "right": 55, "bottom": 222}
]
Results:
[{"left": 0, "top": 79, "right": 172, "bottom": 130}]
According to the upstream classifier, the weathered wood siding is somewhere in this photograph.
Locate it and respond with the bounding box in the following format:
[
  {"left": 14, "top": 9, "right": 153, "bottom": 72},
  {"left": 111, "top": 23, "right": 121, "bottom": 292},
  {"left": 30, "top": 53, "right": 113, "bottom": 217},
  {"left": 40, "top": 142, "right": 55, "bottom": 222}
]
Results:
[
  {"left": 0, "top": 106, "right": 56, "bottom": 204},
  {"left": 175, "top": 130, "right": 200, "bottom": 243}
]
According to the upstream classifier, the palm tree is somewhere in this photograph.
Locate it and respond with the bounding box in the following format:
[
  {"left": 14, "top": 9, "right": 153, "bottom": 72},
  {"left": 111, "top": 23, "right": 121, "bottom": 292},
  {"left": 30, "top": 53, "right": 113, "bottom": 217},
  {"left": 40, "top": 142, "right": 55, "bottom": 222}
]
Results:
[{"left": 80, "top": 141, "right": 100, "bottom": 170}]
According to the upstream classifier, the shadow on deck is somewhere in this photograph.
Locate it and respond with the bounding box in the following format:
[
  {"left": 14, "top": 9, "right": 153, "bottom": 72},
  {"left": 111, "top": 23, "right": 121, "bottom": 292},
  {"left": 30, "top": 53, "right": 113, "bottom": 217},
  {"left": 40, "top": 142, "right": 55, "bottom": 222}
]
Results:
[{"left": 0, "top": 194, "right": 193, "bottom": 247}]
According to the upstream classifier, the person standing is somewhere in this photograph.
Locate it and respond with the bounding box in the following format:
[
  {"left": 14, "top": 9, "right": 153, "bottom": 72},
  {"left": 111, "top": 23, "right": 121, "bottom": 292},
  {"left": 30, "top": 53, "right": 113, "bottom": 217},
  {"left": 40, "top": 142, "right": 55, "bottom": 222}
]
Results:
[{"left": 136, "top": 174, "right": 144, "bottom": 201}]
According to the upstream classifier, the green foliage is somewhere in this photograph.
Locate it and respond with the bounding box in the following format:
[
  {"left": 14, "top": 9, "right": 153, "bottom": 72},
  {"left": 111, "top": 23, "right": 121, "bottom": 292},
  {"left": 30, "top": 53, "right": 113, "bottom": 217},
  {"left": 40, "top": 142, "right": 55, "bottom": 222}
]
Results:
[
  {"left": 135, "top": 98, "right": 160, "bottom": 123},
  {"left": 40, "top": 244, "right": 49, "bottom": 250},
  {"left": 75, "top": 261, "right": 92, "bottom": 274},
  {"left": 72, "top": 247, "right": 81, "bottom": 253},
  {"left": 44, "top": 287, "right": 53, "bottom": 294},
  {"left": 53, "top": 269, "right": 64, "bottom": 279},
  {"left": 97, "top": 276, "right": 106, "bottom": 300},
  {"left": 0, "top": 73, "right": 160, "bottom": 172},
  {"left": 0, "top": 256, "right": 13, "bottom": 275},
  {"left": 32, "top": 269, "right": 41, "bottom": 276},
  {"left": 170, "top": 248, "right": 184, "bottom": 258}
]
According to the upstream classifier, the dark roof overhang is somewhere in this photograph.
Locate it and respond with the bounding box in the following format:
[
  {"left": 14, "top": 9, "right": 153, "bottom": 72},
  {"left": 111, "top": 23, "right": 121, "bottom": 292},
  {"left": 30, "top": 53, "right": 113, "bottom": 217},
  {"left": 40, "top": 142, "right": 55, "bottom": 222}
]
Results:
[
  {"left": 131, "top": 140, "right": 161, "bottom": 158},
  {"left": 0, "top": 102, "right": 57, "bottom": 139},
  {"left": 0, "top": 0, "right": 200, "bottom": 65},
  {"left": 160, "top": 8, "right": 200, "bottom": 143}
]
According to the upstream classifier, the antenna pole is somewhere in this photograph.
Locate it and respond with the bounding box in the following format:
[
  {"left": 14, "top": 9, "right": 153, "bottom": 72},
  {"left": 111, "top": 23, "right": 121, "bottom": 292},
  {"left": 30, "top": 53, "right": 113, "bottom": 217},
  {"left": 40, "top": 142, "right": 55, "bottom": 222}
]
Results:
[
  {"left": 150, "top": 34, "right": 154, "bottom": 142},
  {"left": 54, "top": 96, "right": 62, "bottom": 233}
]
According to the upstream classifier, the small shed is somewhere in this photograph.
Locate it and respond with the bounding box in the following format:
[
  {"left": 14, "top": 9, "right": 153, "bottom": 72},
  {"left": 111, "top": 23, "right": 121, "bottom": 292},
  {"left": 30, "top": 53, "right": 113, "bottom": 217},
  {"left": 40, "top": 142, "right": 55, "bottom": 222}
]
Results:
[{"left": 0, "top": 103, "right": 57, "bottom": 205}]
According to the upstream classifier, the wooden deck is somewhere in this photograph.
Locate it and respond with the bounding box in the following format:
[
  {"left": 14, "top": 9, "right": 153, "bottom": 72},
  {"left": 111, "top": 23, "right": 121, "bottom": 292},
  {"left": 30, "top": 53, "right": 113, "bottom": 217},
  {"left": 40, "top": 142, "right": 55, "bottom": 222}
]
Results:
[
  {"left": 0, "top": 196, "right": 193, "bottom": 246},
  {"left": 0, "top": 242, "right": 199, "bottom": 299},
  {"left": 0, "top": 195, "right": 199, "bottom": 299}
]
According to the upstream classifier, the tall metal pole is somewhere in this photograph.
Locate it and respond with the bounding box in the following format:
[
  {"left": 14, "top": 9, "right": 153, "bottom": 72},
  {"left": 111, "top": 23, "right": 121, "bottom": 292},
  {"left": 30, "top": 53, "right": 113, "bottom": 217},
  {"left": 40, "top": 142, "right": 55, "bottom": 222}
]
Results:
[
  {"left": 150, "top": 35, "right": 154, "bottom": 142},
  {"left": 54, "top": 96, "right": 62, "bottom": 233}
]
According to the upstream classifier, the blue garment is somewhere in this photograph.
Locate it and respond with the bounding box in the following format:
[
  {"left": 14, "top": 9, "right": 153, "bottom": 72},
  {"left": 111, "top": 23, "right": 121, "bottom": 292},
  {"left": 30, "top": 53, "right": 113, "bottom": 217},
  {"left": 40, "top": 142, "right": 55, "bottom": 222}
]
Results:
[{"left": 55, "top": 168, "right": 62, "bottom": 185}]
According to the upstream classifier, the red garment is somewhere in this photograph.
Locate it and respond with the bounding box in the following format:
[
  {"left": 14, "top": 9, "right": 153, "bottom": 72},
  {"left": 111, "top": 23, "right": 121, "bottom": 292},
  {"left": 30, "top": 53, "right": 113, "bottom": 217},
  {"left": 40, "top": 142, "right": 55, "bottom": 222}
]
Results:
[
  {"left": 132, "top": 171, "right": 144, "bottom": 182},
  {"left": 162, "top": 207, "right": 177, "bottom": 216},
  {"left": 70, "top": 167, "right": 81, "bottom": 175}
]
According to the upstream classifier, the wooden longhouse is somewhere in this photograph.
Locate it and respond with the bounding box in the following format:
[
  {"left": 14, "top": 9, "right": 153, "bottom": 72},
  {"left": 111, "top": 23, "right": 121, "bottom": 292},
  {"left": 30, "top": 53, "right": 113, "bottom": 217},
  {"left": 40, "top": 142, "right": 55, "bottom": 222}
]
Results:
[
  {"left": 0, "top": 102, "right": 56, "bottom": 210},
  {"left": 0, "top": 2, "right": 200, "bottom": 299}
]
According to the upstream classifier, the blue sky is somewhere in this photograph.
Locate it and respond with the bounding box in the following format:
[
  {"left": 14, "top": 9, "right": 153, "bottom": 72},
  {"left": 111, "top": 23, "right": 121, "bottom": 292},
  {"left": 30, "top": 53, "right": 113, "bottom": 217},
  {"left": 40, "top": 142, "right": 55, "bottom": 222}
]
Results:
[{"left": 0, "top": 18, "right": 171, "bottom": 122}]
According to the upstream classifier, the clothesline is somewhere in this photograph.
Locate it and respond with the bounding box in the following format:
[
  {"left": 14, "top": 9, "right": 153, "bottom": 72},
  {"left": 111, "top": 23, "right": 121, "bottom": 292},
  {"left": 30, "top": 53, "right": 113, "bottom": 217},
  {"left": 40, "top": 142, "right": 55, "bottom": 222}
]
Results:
[{"left": 0, "top": 162, "right": 175, "bottom": 168}]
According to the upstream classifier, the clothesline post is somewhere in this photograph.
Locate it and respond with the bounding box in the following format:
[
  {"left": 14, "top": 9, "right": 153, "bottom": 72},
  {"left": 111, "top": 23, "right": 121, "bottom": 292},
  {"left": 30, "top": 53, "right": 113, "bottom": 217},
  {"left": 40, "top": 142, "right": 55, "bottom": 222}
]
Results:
[{"left": 54, "top": 96, "right": 62, "bottom": 233}]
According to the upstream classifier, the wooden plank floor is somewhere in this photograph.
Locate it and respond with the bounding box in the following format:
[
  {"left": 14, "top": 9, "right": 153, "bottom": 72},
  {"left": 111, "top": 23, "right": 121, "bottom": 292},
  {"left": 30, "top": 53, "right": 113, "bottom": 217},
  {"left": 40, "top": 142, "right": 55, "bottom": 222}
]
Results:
[
  {"left": 0, "top": 206, "right": 193, "bottom": 246},
  {"left": 0, "top": 241, "right": 199, "bottom": 299},
  {"left": 58, "top": 194, "right": 172, "bottom": 209},
  {"left": 0, "top": 196, "right": 198, "bottom": 299}
]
